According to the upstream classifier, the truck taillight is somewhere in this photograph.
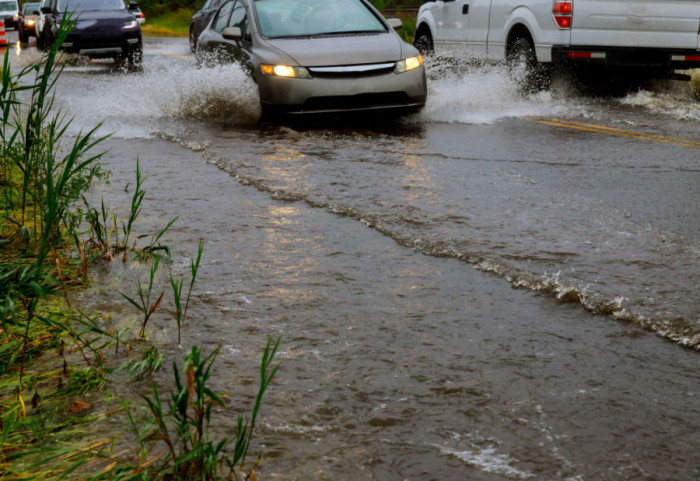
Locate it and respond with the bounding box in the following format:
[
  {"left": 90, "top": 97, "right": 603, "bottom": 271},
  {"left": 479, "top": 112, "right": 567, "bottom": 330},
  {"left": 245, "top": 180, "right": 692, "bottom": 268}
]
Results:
[{"left": 553, "top": 1, "right": 573, "bottom": 29}]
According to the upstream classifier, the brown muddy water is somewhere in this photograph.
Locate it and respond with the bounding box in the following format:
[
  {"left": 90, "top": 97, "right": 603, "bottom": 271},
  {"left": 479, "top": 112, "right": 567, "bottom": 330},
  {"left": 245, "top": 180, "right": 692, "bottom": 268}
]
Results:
[{"left": 9, "top": 38, "right": 700, "bottom": 479}]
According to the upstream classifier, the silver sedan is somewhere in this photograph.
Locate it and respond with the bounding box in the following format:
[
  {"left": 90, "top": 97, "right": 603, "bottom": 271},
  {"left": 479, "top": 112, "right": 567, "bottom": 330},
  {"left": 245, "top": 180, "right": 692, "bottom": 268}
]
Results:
[{"left": 195, "top": 0, "right": 427, "bottom": 116}]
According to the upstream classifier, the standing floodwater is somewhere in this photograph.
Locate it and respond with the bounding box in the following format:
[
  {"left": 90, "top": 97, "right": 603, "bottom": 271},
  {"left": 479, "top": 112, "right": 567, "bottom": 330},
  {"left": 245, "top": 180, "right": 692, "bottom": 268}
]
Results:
[{"left": 10, "top": 37, "right": 699, "bottom": 479}]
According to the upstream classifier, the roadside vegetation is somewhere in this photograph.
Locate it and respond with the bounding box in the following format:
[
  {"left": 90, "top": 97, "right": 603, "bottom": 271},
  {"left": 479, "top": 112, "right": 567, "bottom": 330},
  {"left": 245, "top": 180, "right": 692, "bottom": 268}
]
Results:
[
  {"left": 141, "top": 0, "right": 421, "bottom": 42},
  {"left": 1, "top": 17, "right": 279, "bottom": 480}
]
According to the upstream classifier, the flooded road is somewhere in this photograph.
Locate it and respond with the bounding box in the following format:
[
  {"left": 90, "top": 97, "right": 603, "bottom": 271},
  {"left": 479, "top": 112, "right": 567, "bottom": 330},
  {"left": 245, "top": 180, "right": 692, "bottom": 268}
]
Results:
[{"left": 7, "top": 36, "right": 700, "bottom": 479}]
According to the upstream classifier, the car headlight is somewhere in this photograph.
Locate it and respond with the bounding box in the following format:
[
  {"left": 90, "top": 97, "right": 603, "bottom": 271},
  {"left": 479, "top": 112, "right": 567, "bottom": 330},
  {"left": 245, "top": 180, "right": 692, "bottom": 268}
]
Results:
[
  {"left": 260, "top": 64, "right": 311, "bottom": 79},
  {"left": 27, "top": 19, "right": 35, "bottom": 26},
  {"left": 122, "top": 19, "right": 137, "bottom": 29},
  {"left": 394, "top": 55, "right": 423, "bottom": 73}
]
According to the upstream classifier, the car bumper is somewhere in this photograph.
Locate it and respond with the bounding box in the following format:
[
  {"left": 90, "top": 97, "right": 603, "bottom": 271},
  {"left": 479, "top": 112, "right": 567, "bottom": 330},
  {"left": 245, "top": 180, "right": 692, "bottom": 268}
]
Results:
[
  {"left": 552, "top": 46, "right": 700, "bottom": 71},
  {"left": 20, "top": 21, "right": 36, "bottom": 32},
  {"left": 257, "top": 65, "right": 427, "bottom": 114},
  {"left": 60, "top": 34, "right": 141, "bottom": 58}
]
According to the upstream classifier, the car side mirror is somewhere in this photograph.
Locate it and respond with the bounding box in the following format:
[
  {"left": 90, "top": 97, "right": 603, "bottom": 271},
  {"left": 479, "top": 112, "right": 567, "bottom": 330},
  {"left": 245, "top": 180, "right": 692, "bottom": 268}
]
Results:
[
  {"left": 387, "top": 18, "right": 402, "bottom": 30},
  {"left": 41, "top": 5, "right": 51, "bottom": 13},
  {"left": 222, "top": 26, "right": 241, "bottom": 41}
]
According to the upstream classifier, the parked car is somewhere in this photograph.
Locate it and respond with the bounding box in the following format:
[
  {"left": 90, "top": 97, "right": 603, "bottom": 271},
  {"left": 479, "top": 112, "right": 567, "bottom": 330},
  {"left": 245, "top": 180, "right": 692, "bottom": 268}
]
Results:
[
  {"left": 0, "top": 0, "right": 19, "bottom": 29},
  {"left": 196, "top": 0, "right": 427, "bottom": 116},
  {"left": 189, "top": 0, "right": 226, "bottom": 52},
  {"left": 128, "top": 3, "right": 144, "bottom": 24},
  {"left": 414, "top": 0, "right": 700, "bottom": 92},
  {"left": 39, "top": 0, "right": 142, "bottom": 70},
  {"left": 34, "top": 0, "right": 50, "bottom": 47},
  {"left": 17, "top": 2, "right": 40, "bottom": 43}
]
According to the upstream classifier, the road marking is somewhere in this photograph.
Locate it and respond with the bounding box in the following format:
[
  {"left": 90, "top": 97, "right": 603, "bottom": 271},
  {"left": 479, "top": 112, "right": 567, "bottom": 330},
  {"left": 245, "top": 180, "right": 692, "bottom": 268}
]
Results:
[
  {"left": 532, "top": 117, "right": 700, "bottom": 150},
  {"left": 164, "top": 53, "right": 195, "bottom": 61}
]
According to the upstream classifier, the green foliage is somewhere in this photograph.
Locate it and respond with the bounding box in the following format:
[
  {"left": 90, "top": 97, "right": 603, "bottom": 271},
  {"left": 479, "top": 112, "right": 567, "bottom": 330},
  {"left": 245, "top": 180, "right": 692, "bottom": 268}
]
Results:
[
  {"left": 170, "top": 239, "right": 203, "bottom": 345},
  {"left": 131, "top": 339, "right": 280, "bottom": 480},
  {"left": 116, "top": 345, "right": 165, "bottom": 380},
  {"left": 141, "top": 8, "right": 194, "bottom": 37},
  {"left": 81, "top": 161, "right": 177, "bottom": 262},
  {"left": 119, "top": 255, "right": 165, "bottom": 340},
  {"left": 369, "top": 0, "right": 423, "bottom": 10},
  {"left": 55, "top": 366, "right": 105, "bottom": 396},
  {"left": 0, "top": 15, "right": 111, "bottom": 421},
  {"left": 1, "top": 10, "right": 280, "bottom": 481},
  {"left": 122, "top": 158, "right": 146, "bottom": 252},
  {"left": 139, "top": 0, "right": 199, "bottom": 19}
]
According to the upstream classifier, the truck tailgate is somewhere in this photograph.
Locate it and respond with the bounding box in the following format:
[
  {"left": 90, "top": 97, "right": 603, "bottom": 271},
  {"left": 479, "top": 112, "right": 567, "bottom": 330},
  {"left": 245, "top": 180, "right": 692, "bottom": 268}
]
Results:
[{"left": 571, "top": 0, "right": 700, "bottom": 49}]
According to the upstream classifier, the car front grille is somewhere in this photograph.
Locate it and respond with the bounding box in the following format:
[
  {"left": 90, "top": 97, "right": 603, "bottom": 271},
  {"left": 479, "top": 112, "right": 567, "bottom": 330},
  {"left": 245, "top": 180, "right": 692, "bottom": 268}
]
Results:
[
  {"left": 308, "top": 63, "right": 395, "bottom": 78},
  {"left": 302, "top": 92, "right": 410, "bottom": 112}
]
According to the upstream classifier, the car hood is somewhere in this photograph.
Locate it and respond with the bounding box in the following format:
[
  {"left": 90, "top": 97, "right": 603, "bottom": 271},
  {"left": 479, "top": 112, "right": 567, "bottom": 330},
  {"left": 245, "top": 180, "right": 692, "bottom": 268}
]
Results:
[
  {"left": 264, "top": 32, "right": 404, "bottom": 67},
  {"left": 70, "top": 10, "right": 134, "bottom": 24}
]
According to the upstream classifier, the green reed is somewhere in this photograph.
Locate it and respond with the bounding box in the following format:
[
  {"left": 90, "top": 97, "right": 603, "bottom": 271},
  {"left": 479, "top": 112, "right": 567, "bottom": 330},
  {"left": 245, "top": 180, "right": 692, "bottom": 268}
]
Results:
[
  {"left": 133, "top": 339, "right": 280, "bottom": 481},
  {"left": 170, "top": 239, "right": 204, "bottom": 345},
  {"left": 2, "top": 16, "right": 281, "bottom": 481},
  {"left": 119, "top": 255, "right": 165, "bottom": 341},
  {"left": 81, "top": 160, "right": 177, "bottom": 263}
]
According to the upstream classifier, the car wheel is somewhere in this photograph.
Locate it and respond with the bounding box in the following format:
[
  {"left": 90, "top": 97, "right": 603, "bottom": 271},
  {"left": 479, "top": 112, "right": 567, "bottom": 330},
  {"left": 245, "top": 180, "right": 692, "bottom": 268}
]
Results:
[
  {"left": 414, "top": 27, "right": 433, "bottom": 56},
  {"left": 39, "top": 25, "right": 52, "bottom": 51},
  {"left": 189, "top": 28, "right": 197, "bottom": 53},
  {"left": 127, "top": 43, "right": 143, "bottom": 72},
  {"left": 506, "top": 37, "right": 550, "bottom": 94}
]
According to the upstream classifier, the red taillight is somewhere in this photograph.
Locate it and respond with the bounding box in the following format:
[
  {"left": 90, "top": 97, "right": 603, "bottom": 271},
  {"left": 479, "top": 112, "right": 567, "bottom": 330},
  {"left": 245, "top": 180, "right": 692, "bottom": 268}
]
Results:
[
  {"left": 553, "top": 2, "right": 572, "bottom": 14},
  {"left": 567, "top": 52, "right": 591, "bottom": 59},
  {"left": 553, "top": 1, "right": 573, "bottom": 29},
  {"left": 672, "top": 55, "right": 700, "bottom": 62},
  {"left": 139, "top": 13, "right": 144, "bottom": 18}
]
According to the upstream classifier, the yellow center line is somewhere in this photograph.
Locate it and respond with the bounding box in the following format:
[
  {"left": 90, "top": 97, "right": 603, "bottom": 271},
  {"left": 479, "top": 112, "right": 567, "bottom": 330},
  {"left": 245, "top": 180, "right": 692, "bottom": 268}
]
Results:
[
  {"left": 530, "top": 117, "right": 700, "bottom": 150},
  {"left": 548, "top": 117, "right": 700, "bottom": 145},
  {"left": 164, "top": 53, "right": 195, "bottom": 61}
]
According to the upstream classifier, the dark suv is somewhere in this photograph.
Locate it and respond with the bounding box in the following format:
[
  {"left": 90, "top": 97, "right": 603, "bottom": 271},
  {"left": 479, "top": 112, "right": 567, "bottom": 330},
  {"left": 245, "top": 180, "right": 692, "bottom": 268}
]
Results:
[
  {"left": 39, "top": 0, "right": 142, "bottom": 70},
  {"left": 188, "top": 0, "right": 225, "bottom": 52}
]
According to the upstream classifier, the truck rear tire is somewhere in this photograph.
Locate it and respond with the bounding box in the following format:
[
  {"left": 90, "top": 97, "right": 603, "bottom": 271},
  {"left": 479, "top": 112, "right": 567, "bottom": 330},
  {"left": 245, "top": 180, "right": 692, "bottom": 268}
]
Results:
[
  {"left": 507, "top": 37, "right": 550, "bottom": 94},
  {"left": 414, "top": 28, "right": 433, "bottom": 56}
]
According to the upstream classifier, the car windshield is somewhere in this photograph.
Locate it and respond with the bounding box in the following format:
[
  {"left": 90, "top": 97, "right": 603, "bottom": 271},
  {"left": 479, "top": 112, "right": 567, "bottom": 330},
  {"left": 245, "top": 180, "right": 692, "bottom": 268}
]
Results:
[
  {"left": 56, "top": 0, "right": 125, "bottom": 11},
  {"left": 0, "top": 1, "right": 18, "bottom": 12},
  {"left": 23, "top": 2, "right": 40, "bottom": 13},
  {"left": 254, "top": 0, "right": 387, "bottom": 38}
]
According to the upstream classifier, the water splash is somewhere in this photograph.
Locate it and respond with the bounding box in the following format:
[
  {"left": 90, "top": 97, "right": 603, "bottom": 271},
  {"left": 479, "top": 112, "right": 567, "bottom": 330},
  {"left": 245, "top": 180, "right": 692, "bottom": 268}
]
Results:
[
  {"left": 419, "top": 59, "right": 567, "bottom": 124},
  {"left": 418, "top": 59, "right": 700, "bottom": 125},
  {"left": 619, "top": 87, "right": 700, "bottom": 121},
  {"left": 53, "top": 56, "right": 260, "bottom": 138}
]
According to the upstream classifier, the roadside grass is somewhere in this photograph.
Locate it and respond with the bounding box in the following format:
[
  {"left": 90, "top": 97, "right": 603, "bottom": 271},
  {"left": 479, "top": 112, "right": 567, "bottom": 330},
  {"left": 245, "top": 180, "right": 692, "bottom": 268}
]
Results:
[
  {"left": 1, "top": 14, "right": 281, "bottom": 481},
  {"left": 141, "top": 8, "right": 193, "bottom": 37}
]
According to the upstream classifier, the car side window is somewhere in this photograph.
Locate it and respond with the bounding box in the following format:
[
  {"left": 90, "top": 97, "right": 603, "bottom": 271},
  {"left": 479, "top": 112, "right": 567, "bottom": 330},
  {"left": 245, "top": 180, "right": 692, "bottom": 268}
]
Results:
[
  {"left": 212, "top": 0, "right": 234, "bottom": 33},
  {"left": 227, "top": 0, "right": 250, "bottom": 42}
]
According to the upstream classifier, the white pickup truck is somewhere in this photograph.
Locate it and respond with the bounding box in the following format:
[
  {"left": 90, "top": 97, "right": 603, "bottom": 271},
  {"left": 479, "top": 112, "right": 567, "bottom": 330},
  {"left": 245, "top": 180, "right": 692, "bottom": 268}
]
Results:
[{"left": 414, "top": 0, "right": 700, "bottom": 89}]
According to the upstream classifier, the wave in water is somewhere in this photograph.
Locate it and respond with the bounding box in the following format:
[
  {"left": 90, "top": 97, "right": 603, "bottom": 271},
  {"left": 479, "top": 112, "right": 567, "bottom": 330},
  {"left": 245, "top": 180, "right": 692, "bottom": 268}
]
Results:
[{"left": 51, "top": 57, "right": 260, "bottom": 138}]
